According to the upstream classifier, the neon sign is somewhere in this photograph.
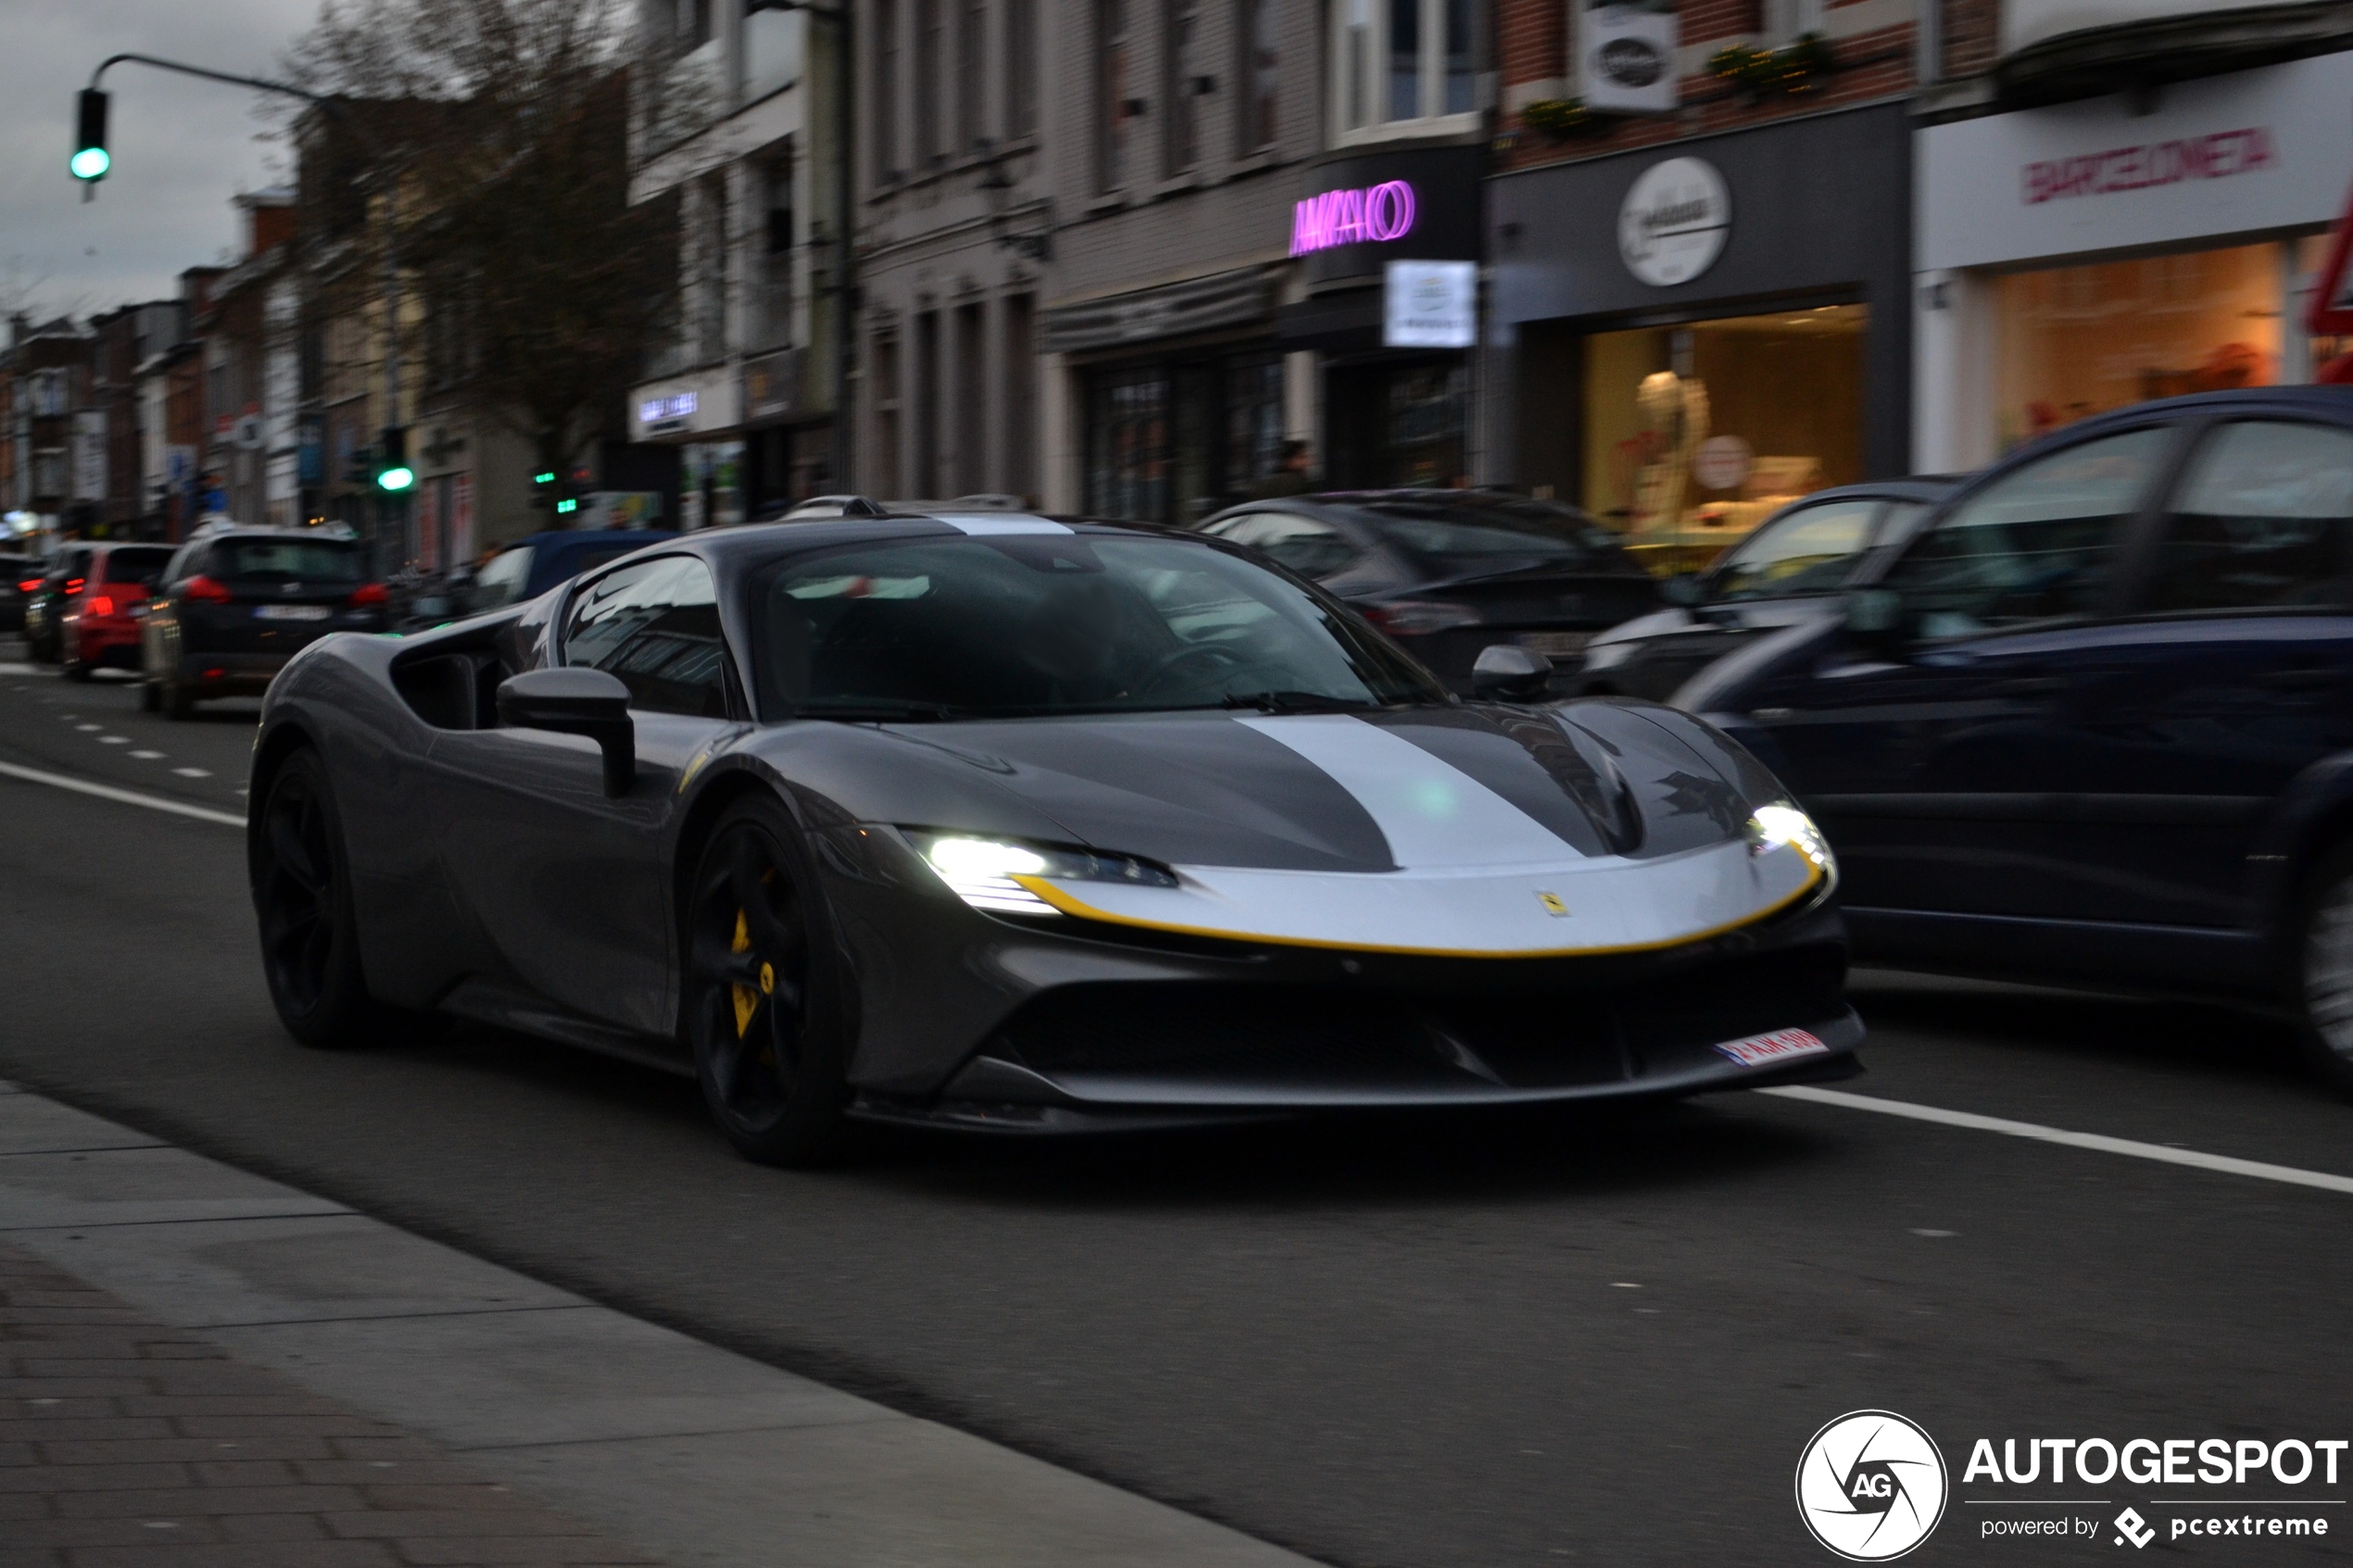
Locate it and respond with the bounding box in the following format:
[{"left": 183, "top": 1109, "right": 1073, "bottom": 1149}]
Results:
[{"left": 1289, "top": 180, "right": 1416, "bottom": 257}]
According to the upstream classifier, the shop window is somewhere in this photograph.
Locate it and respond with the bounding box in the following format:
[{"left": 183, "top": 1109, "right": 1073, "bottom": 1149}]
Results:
[
  {"left": 871, "top": 332, "right": 902, "bottom": 498},
  {"left": 2147, "top": 420, "right": 2353, "bottom": 614},
  {"left": 914, "top": 310, "right": 940, "bottom": 495},
  {"left": 1580, "top": 304, "right": 1866, "bottom": 570},
  {"left": 1226, "top": 356, "right": 1286, "bottom": 496},
  {"left": 1088, "top": 368, "right": 1170, "bottom": 521},
  {"left": 955, "top": 304, "right": 986, "bottom": 493},
  {"left": 1994, "top": 242, "right": 2281, "bottom": 449},
  {"left": 1086, "top": 352, "right": 1285, "bottom": 522},
  {"left": 1239, "top": 0, "right": 1279, "bottom": 151},
  {"left": 1331, "top": 0, "right": 1477, "bottom": 144},
  {"left": 1004, "top": 296, "right": 1037, "bottom": 498}
]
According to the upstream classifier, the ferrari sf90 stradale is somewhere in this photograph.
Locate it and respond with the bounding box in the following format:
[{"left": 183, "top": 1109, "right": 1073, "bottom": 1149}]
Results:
[{"left": 247, "top": 510, "right": 1856, "bottom": 1162}]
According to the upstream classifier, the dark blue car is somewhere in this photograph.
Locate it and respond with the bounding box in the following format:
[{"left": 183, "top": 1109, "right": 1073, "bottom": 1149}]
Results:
[
  {"left": 1684, "top": 387, "right": 2353, "bottom": 1093},
  {"left": 464, "top": 530, "right": 679, "bottom": 614}
]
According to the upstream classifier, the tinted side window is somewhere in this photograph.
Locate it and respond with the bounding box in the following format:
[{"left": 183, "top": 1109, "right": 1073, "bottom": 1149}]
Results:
[
  {"left": 1210, "top": 513, "right": 1365, "bottom": 579},
  {"left": 561, "top": 556, "right": 730, "bottom": 718},
  {"left": 467, "top": 546, "right": 535, "bottom": 611},
  {"left": 1886, "top": 426, "right": 2171, "bottom": 639},
  {"left": 1708, "top": 500, "right": 1880, "bottom": 602},
  {"left": 2145, "top": 420, "right": 2353, "bottom": 613}
]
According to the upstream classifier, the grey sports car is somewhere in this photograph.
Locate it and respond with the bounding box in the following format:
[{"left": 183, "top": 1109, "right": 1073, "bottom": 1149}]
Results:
[{"left": 246, "top": 510, "right": 1860, "bottom": 1163}]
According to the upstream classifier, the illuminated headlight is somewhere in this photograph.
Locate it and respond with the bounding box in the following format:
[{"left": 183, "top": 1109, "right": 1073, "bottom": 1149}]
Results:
[
  {"left": 911, "top": 833, "right": 1178, "bottom": 916},
  {"left": 1746, "top": 802, "right": 1834, "bottom": 875}
]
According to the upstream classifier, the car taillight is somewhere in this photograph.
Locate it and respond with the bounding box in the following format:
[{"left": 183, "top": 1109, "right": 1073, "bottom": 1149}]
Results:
[
  {"left": 349, "top": 582, "right": 388, "bottom": 607},
  {"left": 183, "top": 575, "right": 233, "bottom": 603},
  {"left": 16, "top": 579, "right": 38, "bottom": 593},
  {"left": 84, "top": 596, "right": 114, "bottom": 618},
  {"left": 63, "top": 578, "right": 84, "bottom": 595}
]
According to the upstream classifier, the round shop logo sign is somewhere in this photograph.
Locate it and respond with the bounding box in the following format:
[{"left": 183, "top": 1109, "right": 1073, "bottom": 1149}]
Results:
[
  {"left": 1618, "top": 156, "right": 1730, "bottom": 287},
  {"left": 1796, "top": 1411, "right": 1949, "bottom": 1561},
  {"left": 1596, "top": 35, "right": 1666, "bottom": 87}
]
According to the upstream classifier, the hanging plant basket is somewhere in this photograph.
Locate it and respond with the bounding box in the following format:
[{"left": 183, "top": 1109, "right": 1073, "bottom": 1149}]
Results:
[
  {"left": 1708, "top": 32, "right": 1833, "bottom": 102},
  {"left": 1519, "top": 97, "right": 1618, "bottom": 140}
]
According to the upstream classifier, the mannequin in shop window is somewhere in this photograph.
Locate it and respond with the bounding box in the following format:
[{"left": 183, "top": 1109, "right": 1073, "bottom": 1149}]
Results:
[{"left": 1248, "top": 440, "right": 1316, "bottom": 499}]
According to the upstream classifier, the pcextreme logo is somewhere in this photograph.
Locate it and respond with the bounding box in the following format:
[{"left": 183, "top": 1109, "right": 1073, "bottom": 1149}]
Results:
[{"left": 1796, "top": 1411, "right": 1951, "bottom": 1562}]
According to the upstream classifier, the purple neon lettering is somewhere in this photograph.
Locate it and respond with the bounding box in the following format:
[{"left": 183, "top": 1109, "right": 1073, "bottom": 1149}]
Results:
[{"left": 1289, "top": 180, "right": 1417, "bottom": 255}]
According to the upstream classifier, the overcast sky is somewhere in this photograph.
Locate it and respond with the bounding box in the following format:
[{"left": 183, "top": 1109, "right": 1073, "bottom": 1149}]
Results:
[{"left": 0, "top": 0, "right": 322, "bottom": 322}]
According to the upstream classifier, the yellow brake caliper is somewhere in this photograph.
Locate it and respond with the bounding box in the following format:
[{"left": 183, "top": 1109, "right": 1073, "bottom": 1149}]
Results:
[{"left": 729, "top": 908, "right": 778, "bottom": 1041}]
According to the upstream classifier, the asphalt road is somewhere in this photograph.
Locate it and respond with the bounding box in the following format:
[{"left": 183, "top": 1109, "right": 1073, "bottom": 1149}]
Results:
[{"left": 4, "top": 647, "right": 2351, "bottom": 1565}]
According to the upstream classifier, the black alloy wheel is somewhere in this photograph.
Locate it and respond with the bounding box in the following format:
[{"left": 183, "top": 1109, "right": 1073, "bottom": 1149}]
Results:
[
  {"left": 251, "top": 747, "right": 378, "bottom": 1047},
  {"left": 2299, "top": 843, "right": 2353, "bottom": 1098},
  {"left": 686, "top": 797, "right": 855, "bottom": 1165}
]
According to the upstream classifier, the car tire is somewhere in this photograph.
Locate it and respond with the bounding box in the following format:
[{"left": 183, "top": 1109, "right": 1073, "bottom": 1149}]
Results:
[
  {"left": 683, "top": 795, "right": 858, "bottom": 1166},
  {"left": 164, "top": 676, "right": 194, "bottom": 721},
  {"left": 62, "top": 653, "right": 90, "bottom": 682},
  {"left": 251, "top": 746, "right": 381, "bottom": 1048},
  {"left": 2297, "top": 842, "right": 2353, "bottom": 1098},
  {"left": 138, "top": 677, "right": 160, "bottom": 713}
]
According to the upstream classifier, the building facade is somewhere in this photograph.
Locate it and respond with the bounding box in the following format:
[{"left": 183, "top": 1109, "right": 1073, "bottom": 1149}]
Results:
[
  {"left": 629, "top": 0, "right": 840, "bottom": 525},
  {"left": 1912, "top": 3, "right": 2353, "bottom": 470}
]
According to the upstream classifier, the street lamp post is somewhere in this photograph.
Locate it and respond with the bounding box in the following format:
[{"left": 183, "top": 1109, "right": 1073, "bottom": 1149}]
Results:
[{"left": 73, "top": 54, "right": 408, "bottom": 549}]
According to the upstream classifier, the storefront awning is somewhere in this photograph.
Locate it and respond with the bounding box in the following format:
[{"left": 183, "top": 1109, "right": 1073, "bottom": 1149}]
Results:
[{"left": 1040, "top": 266, "right": 1280, "bottom": 357}]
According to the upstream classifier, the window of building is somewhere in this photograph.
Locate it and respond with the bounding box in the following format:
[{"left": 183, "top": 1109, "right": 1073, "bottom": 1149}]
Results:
[
  {"left": 678, "top": 0, "right": 714, "bottom": 48},
  {"left": 1580, "top": 305, "right": 1867, "bottom": 569},
  {"left": 872, "top": 332, "right": 902, "bottom": 498},
  {"left": 1100, "top": 0, "right": 1138, "bottom": 190},
  {"left": 741, "top": 0, "right": 802, "bottom": 100},
  {"left": 1004, "top": 295, "right": 1036, "bottom": 499},
  {"left": 1086, "top": 351, "right": 1286, "bottom": 523},
  {"left": 955, "top": 303, "right": 986, "bottom": 493},
  {"left": 1165, "top": 0, "right": 1203, "bottom": 174},
  {"left": 917, "top": 0, "right": 943, "bottom": 162},
  {"left": 755, "top": 161, "right": 793, "bottom": 352},
  {"left": 1331, "top": 0, "right": 1476, "bottom": 143},
  {"left": 875, "top": 0, "right": 900, "bottom": 177},
  {"left": 1240, "top": 0, "right": 1278, "bottom": 150},
  {"left": 1006, "top": 0, "right": 1037, "bottom": 135},
  {"left": 914, "top": 309, "right": 940, "bottom": 495},
  {"left": 960, "top": 0, "right": 988, "bottom": 152}
]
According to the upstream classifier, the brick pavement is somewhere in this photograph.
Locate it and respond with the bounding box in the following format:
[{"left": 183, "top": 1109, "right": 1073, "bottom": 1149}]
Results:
[{"left": 0, "top": 1243, "right": 661, "bottom": 1568}]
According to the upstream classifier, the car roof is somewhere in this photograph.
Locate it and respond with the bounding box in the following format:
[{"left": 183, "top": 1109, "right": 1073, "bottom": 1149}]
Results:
[
  {"left": 517, "top": 529, "right": 678, "bottom": 550},
  {"left": 660, "top": 512, "right": 1187, "bottom": 570}
]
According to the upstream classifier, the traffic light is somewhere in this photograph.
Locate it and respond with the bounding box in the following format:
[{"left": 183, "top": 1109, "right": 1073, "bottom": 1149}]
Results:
[
  {"left": 375, "top": 427, "right": 415, "bottom": 493},
  {"left": 71, "top": 90, "right": 110, "bottom": 182}
]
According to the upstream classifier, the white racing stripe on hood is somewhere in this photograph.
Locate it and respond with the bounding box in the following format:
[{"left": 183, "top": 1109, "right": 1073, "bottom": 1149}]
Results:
[{"left": 1234, "top": 713, "right": 1581, "bottom": 869}]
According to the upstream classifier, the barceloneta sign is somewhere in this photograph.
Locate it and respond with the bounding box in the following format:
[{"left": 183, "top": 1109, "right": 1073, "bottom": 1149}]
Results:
[{"left": 1290, "top": 180, "right": 1417, "bottom": 257}]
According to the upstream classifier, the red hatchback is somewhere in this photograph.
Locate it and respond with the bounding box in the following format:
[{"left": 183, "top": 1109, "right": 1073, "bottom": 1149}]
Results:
[{"left": 62, "top": 545, "right": 176, "bottom": 681}]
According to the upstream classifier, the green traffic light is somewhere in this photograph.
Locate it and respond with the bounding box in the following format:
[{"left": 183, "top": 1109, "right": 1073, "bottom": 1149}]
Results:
[
  {"left": 555, "top": 497, "right": 578, "bottom": 514},
  {"left": 532, "top": 470, "right": 556, "bottom": 485},
  {"left": 377, "top": 465, "right": 416, "bottom": 493},
  {"left": 70, "top": 146, "right": 110, "bottom": 181}
]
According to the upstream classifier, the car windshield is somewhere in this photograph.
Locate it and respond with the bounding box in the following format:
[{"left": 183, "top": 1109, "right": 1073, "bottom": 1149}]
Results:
[
  {"left": 754, "top": 533, "right": 1449, "bottom": 720},
  {"left": 1705, "top": 498, "right": 1882, "bottom": 602},
  {"left": 102, "top": 546, "right": 176, "bottom": 584},
  {"left": 215, "top": 539, "right": 364, "bottom": 583},
  {"left": 1347, "top": 499, "right": 1624, "bottom": 578}
]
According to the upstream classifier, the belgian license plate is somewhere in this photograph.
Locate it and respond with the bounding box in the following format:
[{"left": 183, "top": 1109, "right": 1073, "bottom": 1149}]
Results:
[
  {"left": 1517, "top": 632, "right": 1592, "bottom": 659},
  {"left": 254, "top": 604, "right": 332, "bottom": 621}
]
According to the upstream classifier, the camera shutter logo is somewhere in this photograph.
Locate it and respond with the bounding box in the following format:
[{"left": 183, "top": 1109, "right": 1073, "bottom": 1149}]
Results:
[
  {"left": 1618, "top": 157, "right": 1730, "bottom": 288},
  {"left": 1795, "top": 1410, "right": 1949, "bottom": 1561}
]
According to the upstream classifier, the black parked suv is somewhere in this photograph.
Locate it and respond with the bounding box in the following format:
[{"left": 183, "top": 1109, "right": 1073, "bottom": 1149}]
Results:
[
  {"left": 1685, "top": 387, "right": 2353, "bottom": 1092},
  {"left": 141, "top": 530, "right": 388, "bottom": 718}
]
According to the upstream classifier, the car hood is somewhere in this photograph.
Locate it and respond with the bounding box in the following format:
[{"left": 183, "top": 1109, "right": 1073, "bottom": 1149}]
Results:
[{"left": 749, "top": 701, "right": 1818, "bottom": 957}]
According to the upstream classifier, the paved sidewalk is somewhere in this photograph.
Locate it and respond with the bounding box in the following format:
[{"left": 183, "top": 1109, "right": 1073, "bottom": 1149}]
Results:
[{"left": 0, "top": 1242, "right": 660, "bottom": 1567}]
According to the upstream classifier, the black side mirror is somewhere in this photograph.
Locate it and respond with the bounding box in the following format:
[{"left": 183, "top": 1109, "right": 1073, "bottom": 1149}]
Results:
[
  {"left": 497, "top": 667, "right": 635, "bottom": 796},
  {"left": 1844, "top": 587, "right": 1909, "bottom": 658},
  {"left": 1661, "top": 573, "right": 1704, "bottom": 608},
  {"left": 1472, "top": 644, "right": 1554, "bottom": 703}
]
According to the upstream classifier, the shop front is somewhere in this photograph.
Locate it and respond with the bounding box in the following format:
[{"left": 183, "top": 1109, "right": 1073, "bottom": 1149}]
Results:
[
  {"left": 1277, "top": 144, "right": 1485, "bottom": 489},
  {"left": 630, "top": 367, "right": 744, "bottom": 530},
  {"left": 1049, "top": 266, "right": 1290, "bottom": 527},
  {"left": 1916, "top": 49, "right": 2353, "bottom": 470},
  {"left": 1491, "top": 104, "right": 1912, "bottom": 568}
]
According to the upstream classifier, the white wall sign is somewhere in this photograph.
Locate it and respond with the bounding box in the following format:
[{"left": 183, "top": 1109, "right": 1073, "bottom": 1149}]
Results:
[
  {"left": 1384, "top": 260, "right": 1478, "bottom": 348},
  {"left": 1618, "top": 157, "right": 1730, "bottom": 287},
  {"left": 69, "top": 412, "right": 107, "bottom": 501},
  {"left": 1918, "top": 50, "right": 2353, "bottom": 271},
  {"left": 1580, "top": 3, "right": 1680, "bottom": 116}
]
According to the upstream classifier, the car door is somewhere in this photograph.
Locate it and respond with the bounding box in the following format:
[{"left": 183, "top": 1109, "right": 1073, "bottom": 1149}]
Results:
[
  {"left": 426, "top": 555, "right": 744, "bottom": 1035},
  {"left": 1745, "top": 423, "right": 2179, "bottom": 917},
  {"left": 2040, "top": 415, "right": 2353, "bottom": 929}
]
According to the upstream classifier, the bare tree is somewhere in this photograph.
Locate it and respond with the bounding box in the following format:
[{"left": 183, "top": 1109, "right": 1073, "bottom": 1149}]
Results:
[{"left": 283, "top": 0, "right": 683, "bottom": 487}]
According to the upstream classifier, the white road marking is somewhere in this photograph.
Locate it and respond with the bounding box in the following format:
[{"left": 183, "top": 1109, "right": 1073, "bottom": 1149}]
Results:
[
  {"left": 74, "top": 723, "right": 100, "bottom": 733},
  {"left": 1760, "top": 1085, "right": 2353, "bottom": 1197},
  {"left": 98, "top": 735, "right": 128, "bottom": 746},
  {"left": 171, "top": 767, "right": 211, "bottom": 778},
  {"left": 129, "top": 750, "right": 163, "bottom": 759},
  {"left": 0, "top": 663, "right": 40, "bottom": 676},
  {"left": 0, "top": 760, "right": 245, "bottom": 828}
]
